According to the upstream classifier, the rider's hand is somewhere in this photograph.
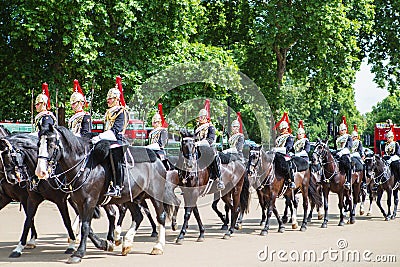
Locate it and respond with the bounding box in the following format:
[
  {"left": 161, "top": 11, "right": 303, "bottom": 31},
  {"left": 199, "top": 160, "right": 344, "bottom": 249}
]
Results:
[{"left": 91, "top": 135, "right": 100, "bottom": 144}]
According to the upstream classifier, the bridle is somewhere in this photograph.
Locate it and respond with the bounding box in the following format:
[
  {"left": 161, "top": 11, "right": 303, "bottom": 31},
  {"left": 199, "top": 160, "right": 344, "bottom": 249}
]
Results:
[
  {"left": 313, "top": 142, "right": 338, "bottom": 181},
  {"left": 247, "top": 148, "right": 275, "bottom": 190},
  {"left": 178, "top": 136, "right": 198, "bottom": 184},
  {"left": 365, "top": 155, "right": 390, "bottom": 184},
  {"left": 0, "top": 139, "right": 30, "bottom": 185}
]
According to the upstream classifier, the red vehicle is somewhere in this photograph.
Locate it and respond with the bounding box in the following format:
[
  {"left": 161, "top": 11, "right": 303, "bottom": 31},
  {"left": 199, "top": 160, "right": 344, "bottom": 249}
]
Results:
[
  {"left": 374, "top": 122, "right": 400, "bottom": 155},
  {"left": 91, "top": 119, "right": 148, "bottom": 143}
]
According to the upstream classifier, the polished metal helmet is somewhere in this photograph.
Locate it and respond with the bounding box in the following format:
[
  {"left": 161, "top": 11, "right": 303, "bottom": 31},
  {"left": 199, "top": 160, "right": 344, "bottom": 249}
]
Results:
[
  {"left": 279, "top": 121, "right": 289, "bottom": 130},
  {"left": 35, "top": 94, "right": 48, "bottom": 105},
  {"left": 351, "top": 131, "right": 358, "bottom": 138},
  {"left": 107, "top": 87, "right": 121, "bottom": 99},
  {"left": 231, "top": 119, "right": 240, "bottom": 127},
  {"left": 152, "top": 113, "right": 162, "bottom": 123},
  {"left": 297, "top": 127, "right": 305, "bottom": 135},
  {"left": 339, "top": 123, "right": 347, "bottom": 131},
  {"left": 70, "top": 92, "right": 85, "bottom": 105},
  {"left": 387, "top": 131, "right": 394, "bottom": 139},
  {"left": 198, "top": 109, "right": 208, "bottom": 118}
]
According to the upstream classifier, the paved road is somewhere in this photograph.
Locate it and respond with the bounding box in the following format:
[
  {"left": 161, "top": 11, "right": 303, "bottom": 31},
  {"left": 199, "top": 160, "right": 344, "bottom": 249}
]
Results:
[{"left": 0, "top": 192, "right": 399, "bottom": 267}]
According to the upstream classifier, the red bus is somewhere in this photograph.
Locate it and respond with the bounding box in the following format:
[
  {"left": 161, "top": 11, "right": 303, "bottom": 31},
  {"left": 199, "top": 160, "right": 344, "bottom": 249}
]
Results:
[
  {"left": 91, "top": 119, "right": 148, "bottom": 143},
  {"left": 374, "top": 122, "right": 400, "bottom": 155}
]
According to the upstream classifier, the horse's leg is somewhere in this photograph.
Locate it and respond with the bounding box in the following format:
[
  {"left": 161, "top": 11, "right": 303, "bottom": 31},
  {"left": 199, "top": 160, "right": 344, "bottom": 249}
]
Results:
[
  {"left": 391, "top": 189, "right": 398, "bottom": 219},
  {"left": 211, "top": 194, "right": 226, "bottom": 226},
  {"left": 376, "top": 190, "right": 387, "bottom": 218},
  {"left": 300, "top": 187, "right": 309, "bottom": 231},
  {"left": 192, "top": 206, "right": 205, "bottom": 242},
  {"left": 121, "top": 202, "right": 143, "bottom": 256},
  {"left": 9, "top": 197, "right": 42, "bottom": 258},
  {"left": 176, "top": 206, "right": 193, "bottom": 244},
  {"left": 149, "top": 199, "right": 167, "bottom": 255},
  {"left": 282, "top": 195, "right": 291, "bottom": 224},
  {"left": 385, "top": 188, "right": 392, "bottom": 221},
  {"left": 102, "top": 205, "right": 117, "bottom": 243},
  {"left": 54, "top": 200, "right": 77, "bottom": 254},
  {"left": 291, "top": 194, "right": 299, "bottom": 230},
  {"left": 273, "top": 203, "right": 285, "bottom": 233},
  {"left": 338, "top": 191, "right": 345, "bottom": 226},
  {"left": 17, "top": 199, "right": 38, "bottom": 249},
  {"left": 349, "top": 183, "right": 359, "bottom": 224},
  {"left": 321, "top": 187, "right": 329, "bottom": 228},
  {"left": 257, "top": 190, "right": 266, "bottom": 226},
  {"left": 141, "top": 200, "right": 158, "bottom": 237},
  {"left": 307, "top": 200, "right": 315, "bottom": 223},
  {"left": 171, "top": 202, "right": 180, "bottom": 231},
  {"left": 221, "top": 192, "right": 236, "bottom": 239},
  {"left": 367, "top": 190, "right": 374, "bottom": 216}
]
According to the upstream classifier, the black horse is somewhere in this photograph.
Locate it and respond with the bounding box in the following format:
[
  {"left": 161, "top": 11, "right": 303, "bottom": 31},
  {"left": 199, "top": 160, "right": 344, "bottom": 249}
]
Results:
[
  {"left": 364, "top": 154, "right": 399, "bottom": 220},
  {"left": 174, "top": 130, "right": 249, "bottom": 243},
  {"left": 34, "top": 126, "right": 175, "bottom": 263}
]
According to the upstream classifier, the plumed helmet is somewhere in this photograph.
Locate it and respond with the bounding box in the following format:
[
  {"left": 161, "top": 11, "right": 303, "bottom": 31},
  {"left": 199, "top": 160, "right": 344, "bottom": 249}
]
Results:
[
  {"left": 70, "top": 92, "right": 85, "bottom": 105},
  {"left": 35, "top": 94, "right": 48, "bottom": 105},
  {"left": 152, "top": 113, "right": 162, "bottom": 123},
  {"left": 198, "top": 108, "right": 208, "bottom": 118},
  {"left": 231, "top": 119, "right": 240, "bottom": 127},
  {"left": 35, "top": 82, "right": 51, "bottom": 109},
  {"left": 279, "top": 121, "right": 289, "bottom": 130},
  {"left": 339, "top": 123, "right": 347, "bottom": 131},
  {"left": 107, "top": 87, "right": 121, "bottom": 100},
  {"left": 351, "top": 131, "right": 358, "bottom": 137},
  {"left": 387, "top": 131, "right": 394, "bottom": 139},
  {"left": 297, "top": 127, "right": 305, "bottom": 135}
]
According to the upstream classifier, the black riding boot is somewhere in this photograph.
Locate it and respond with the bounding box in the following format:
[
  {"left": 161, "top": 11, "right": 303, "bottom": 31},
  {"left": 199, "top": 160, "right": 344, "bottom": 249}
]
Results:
[
  {"left": 344, "top": 168, "right": 352, "bottom": 190},
  {"left": 105, "top": 146, "right": 125, "bottom": 198},
  {"left": 361, "top": 164, "right": 367, "bottom": 190},
  {"left": 211, "top": 154, "right": 224, "bottom": 191},
  {"left": 287, "top": 161, "right": 296, "bottom": 189}
]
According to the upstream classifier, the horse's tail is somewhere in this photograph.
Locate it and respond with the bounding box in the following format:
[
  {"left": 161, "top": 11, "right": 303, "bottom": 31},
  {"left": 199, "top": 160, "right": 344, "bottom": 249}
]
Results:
[
  {"left": 308, "top": 174, "right": 323, "bottom": 208},
  {"left": 240, "top": 172, "right": 251, "bottom": 214},
  {"left": 163, "top": 179, "right": 180, "bottom": 220}
]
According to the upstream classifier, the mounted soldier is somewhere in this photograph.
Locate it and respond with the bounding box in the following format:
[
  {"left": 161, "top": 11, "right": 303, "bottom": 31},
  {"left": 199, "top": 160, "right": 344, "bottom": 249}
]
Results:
[
  {"left": 350, "top": 124, "right": 367, "bottom": 189},
  {"left": 194, "top": 99, "right": 224, "bottom": 191},
  {"left": 383, "top": 120, "right": 400, "bottom": 187},
  {"left": 34, "top": 82, "right": 57, "bottom": 136},
  {"left": 68, "top": 79, "right": 91, "bottom": 138},
  {"left": 335, "top": 116, "right": 353, "bottom": 190},
  {"left": 293, "top": 120, "right": 310, "bottom": 162},
  {"left": 272, "top": 112, "right": 295, "bottom": 189},
  {"left": 224, "top": 112, "right": 245, "bottom": 160},
  {"left": 147, "top": 103, "right": 169, "bottom": 170},
  {"left": 91, "top": 76, "right": 129, "bottom": 198}
]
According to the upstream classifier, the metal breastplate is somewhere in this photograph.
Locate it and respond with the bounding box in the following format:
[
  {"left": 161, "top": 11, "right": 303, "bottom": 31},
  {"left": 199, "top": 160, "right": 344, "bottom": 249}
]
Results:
[
  {"left": 228, "top": 133, "right": 243, "bottom": 148},
  {"left": 68, "top": 112, "right": 85, "bottom": 136},
  {"left": 385, "top": 141, "right": 396, "bottom": 155},
  {"left": 275, "top": 134, "right": 290, "bottom": 147},
  {"left": 195, "top": 123, "right": 209, "bottom": 141},
  {"left": 34, "top": 111, "right": 57, "bottom": 131},
  {"left": 104, "top": 106, "right": 128, "bottom": 133},
  {"left": 336, "top": 134, "right": 349, "bottom": 149},
  {"left": 351, "top": 139, "right": 360, "bottom": 153},
  {"left": 294, "top": 138, "right": 307, "bottom": 153},
  {"left": 149, "top": 128, "right": 164, "bottom": 146}
]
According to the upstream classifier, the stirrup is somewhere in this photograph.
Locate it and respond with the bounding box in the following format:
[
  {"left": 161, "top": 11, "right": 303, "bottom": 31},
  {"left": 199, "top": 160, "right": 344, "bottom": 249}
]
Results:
[
  {"left": 217, "top": 179, "right": 225, "bottom": 191},
  {"left": 105, "top": 186, "right": 121, "bottom": 198},
  {"left": 289, "top": 182, "right": 296, "bottom": 189},
  {"left": 344, "top": 182, "right": 351, "bottom": 190}
]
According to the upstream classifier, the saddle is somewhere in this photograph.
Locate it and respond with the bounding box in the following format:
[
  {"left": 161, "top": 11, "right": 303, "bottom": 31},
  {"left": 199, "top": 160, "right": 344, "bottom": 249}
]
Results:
[
  {"left": 125, "top": 146, "right": 157, "bottom": 163},
  {"left": 290, "top": 156, "right": 309, "bottom": 172},
  {"left": 351, "top": 157, "right": 364, "bottom": 172}
]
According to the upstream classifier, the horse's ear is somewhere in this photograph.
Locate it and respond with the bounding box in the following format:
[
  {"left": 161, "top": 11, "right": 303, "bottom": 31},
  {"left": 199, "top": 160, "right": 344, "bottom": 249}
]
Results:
[
  {"left": 0, "top": 139, "right": 7, "bottom": 151},
  {"left": 179, "top": 128, "right": 186, "bottom": 137}
]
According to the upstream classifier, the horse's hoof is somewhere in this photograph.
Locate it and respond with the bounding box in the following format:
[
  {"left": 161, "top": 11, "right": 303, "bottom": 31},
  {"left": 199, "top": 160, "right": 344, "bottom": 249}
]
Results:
[
  {"left": 223, "top": 234, "right": 231, "bottom": 240},
  {"left": 67, "top": 256, "right": 82, "bottom": 264},
  {"left": 360, "top": 211, "right": 365, "bottom": 216},
  {"left": 197, "top": 237, "right": 205, "bottom": 242},
  {"left": 321, "top": 223, "right": 327, "bottom": 228},
  {"left": 106, "top": 241, "right": 114, "bottom": 252},
  {"left": 350, "top": 218, "right": 356, "bottom": 224},
  {"left": 121, "top": 246, "right": 131, "bottom": 256},
  {"left": 318, "top": 215, "right": 323, "bottom": 220},
  {"left": 171, "top": 223, "right": 178, "bottom": 231},
  {"left": 367, "top": 212, "right": 371, "bottom": 216},
  {"left": 235, "top": 223, "right": 242, "bottom": 230},
  {"left": 282, "top": 216, "right": 288, "bottom": 224},
  {"left": 151, "top": 232, "right": 158, "bottom": 238},
  {"left": 221, "top": 225, "right": 228, "bottom": 230},
  {"left": 292, "top": 223, "right": 298, "bottom": 230},
  {"left": 385, "top": 216, "right": 391, "bottom": 221},
  {"left": 25, "top": 244, "right": 36, "bottom": 249},
  {"left": 64, "top": 248, "right": 75, "bottom": 254},
  {"left": 260, "top": 230, "right": 268, "bottom": 236},
  {"left": 300, "top": 226, "right": 307, "bottom": 232},
  {"left": 150, "top": 248, "right": 163, "bottom": 255},
  {"left": 338, "top": 221, "right": 345, "bottom": 226},
  {"left": 278, "top": 227, "right": 285, "bottom": 233},
  {"left": 391, "top": 215, "right": 396, "bottom": 220},
  {"left": 259, "top": 221, "right": 265, "bottom": 226},
  {"left": 307, "top": 217, "right": 312, "bottom": 223},
  {"left": 175, "top": 238, "right": 183, "bottom": 245},
  {"left": 9, "top": 251, "right": 22, "bottom": 258},
  {"left": 114, "top": 238, "right": 122, "bottom": 247}
]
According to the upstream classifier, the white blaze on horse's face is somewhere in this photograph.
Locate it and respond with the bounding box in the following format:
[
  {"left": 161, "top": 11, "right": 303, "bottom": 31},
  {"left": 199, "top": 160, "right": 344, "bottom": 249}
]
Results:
[{"left": 35, "top": 135, "right": 49, "bottom": 180}]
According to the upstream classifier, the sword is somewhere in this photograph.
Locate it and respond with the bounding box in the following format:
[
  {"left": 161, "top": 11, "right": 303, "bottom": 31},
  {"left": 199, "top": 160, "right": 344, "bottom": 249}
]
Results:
[{"left": 89, "top": 79, "right": 95, "bottom": 118}]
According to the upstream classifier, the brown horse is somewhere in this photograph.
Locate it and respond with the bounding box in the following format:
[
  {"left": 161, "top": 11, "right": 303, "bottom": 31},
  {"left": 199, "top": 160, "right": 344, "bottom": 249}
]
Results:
[
  {"left": 174, "top": 130, "right": 248, "bottom": 243},
  {"left": 313, "top": 140, "right": 354, "bottom": 227},
  {"left": 364, "top": 154, "right": 399, "bottom": 220}
]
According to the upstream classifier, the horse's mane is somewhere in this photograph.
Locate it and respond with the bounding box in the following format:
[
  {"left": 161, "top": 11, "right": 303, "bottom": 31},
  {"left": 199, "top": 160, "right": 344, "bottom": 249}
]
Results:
[
  {"left": 374, "top": 154, "right": 385, "bottom": 173},
  {"left": 0, "top": 125, "right": 11, "bottom": 137},
  {"left": 55, "top": 126, "right": 90, "bottom": 154},
  {"left": 7, "top": 134, "right": 38, "bottom": 151}
]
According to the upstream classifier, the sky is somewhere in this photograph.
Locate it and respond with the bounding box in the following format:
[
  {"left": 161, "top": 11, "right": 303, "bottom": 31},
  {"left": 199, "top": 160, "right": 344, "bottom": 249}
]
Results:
[{"left": 353, "top": 60, "right": 389, "bottom": 115}]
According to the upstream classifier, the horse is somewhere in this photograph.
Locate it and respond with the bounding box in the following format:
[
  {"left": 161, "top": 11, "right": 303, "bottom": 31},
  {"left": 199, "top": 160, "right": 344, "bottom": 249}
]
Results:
[
  {"left": 306, "top": 151, "right": 324, "bottom": 222},
  {"left": 34, "top": 125, "right": 175, "bottom": 263},
  {"left": 364, "top": 154, "right": 399, "bottom": 220},
  {"left": 313, "top": 140, "right": 354, "bottom": 227},
  {"left": 0, "top": 134, "right": 80, "bottom": 257},
  {"left": 173, "top": 130, "right": 249, "bottom": 243}
]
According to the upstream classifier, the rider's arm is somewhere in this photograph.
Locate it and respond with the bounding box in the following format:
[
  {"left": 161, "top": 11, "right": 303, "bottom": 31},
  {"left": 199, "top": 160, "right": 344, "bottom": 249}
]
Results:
[
  {"left": 159, "top": 129, "right": 168, "bottom": 149},
  {"left": 304, "top": 139, "right": 311, "bottom": 153},
  {"left": 285, "top": 135, "right": 294, "bottom": 154},
  {"left": 236, "top": 135, "right": 244, "bottom": 153},
  {"left": 80, "top": 114, "right": 91, "bottom": 137},
  {"left": 206, "top": 125, "right": 216, "bottom": 146}
]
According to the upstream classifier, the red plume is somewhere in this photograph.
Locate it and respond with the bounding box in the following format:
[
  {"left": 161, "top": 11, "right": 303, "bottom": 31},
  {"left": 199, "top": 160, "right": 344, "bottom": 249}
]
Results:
[
  {"left": 73, "top": 79, "right": 88, "bottom": 107},
  {"left": 158, "top": 103, "right": 168, "bottom": 128},
  {"left": 341, "top": 116, "right": 348, "bottom": 133},
  {"left": 353, "top": 124, "right": 358, "bottom": 132},
  {"left": 115, "top": 76, "right": 126, "bottom": 107},
  {"left": 204, "top": 99, "right": 211, "bottom": 122},
  {"left": 298, "top": 120, "right": 304, "bottom": 129},
  {"left": 237, "top": 112, "right": 243, "bottom": 134},
  {"left": 273, "top": 112, "right": 291, "bottom": 133},
  {"left": 42, "top": 82, "right": 51, "bottom": 110}
]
